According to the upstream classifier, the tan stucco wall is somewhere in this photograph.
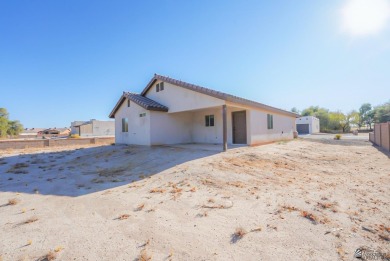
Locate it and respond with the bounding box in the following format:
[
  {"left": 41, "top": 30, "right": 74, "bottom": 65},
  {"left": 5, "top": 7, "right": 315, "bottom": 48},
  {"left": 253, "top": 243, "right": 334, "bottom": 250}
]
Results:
[
  {"left": 149, "top": 111, "right": 192, "bottom": 145},
  {"left": 91, "top": 120, "right": 115, "bottom": 136},
  {"left": 226, "top": 101, "right": 296, "bottom": 145},
  {"left": 114, "top": 82, "right": 296, "bottom": 146},
  {"left": 145, "top": 81, "right": 225, "bottom": 113},
  {"left": 80, "top": 123, "right": 93, "bottom": 136},
  {"left": 248, "top": 109, "right": 295, "bottom": 144},
  {"left": 150, "top": 106, "right": 249, "bottom": 145},
  {"left": 114, "top": 99, "right": 151, "bottom": 145}
]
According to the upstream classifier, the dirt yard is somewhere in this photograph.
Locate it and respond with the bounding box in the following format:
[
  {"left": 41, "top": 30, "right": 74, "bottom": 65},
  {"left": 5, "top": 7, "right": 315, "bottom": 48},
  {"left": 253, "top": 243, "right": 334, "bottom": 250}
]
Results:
[{"left": 0, "top": 138, "right": 389, "bottom": 260}]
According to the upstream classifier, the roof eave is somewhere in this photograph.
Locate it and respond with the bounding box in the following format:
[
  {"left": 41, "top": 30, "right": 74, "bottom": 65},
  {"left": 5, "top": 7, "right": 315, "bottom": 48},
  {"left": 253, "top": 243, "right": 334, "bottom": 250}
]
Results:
[{"left": 108, "top": 95, "right": 126, "bottom": 118}]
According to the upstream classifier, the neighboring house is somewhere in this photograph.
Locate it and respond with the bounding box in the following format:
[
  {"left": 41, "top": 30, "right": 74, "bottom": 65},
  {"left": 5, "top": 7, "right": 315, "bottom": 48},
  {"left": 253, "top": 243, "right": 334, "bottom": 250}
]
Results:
[
  {"left": 41, "top": 128, "right": 70, "bottom": 135},
  {"left": 20, "top": 128, "right": 45, "bottom": 136},
  {"left": 296, "top": 116, "right": 320, "bottom": 134},
  {"left": 71, "top": 119, "right": 115, "bottom": 137},
  {"left": 109, "top": 74, "right": 298, "bottom": 150}
]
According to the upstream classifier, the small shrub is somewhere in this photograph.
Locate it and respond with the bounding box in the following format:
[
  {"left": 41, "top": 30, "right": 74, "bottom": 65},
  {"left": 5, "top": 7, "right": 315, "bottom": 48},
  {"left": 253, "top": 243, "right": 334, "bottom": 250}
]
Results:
[{"left": 334, "top": 134, "right": 341, "bottom": 140}]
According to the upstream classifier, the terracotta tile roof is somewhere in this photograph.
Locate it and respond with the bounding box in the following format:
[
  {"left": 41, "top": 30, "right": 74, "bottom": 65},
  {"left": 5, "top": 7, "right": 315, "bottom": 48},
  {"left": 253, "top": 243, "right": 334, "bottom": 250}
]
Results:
[
  {"left": 126, "top": 92, "right": 168, "bottom": 112},
  {"left": 141, "top": 74, "right": 298, "bottom": 118},
  {"left": 110, "top": 74, "right": 298, "bottom": 118},
  {"left": 109, "top": 92, "right": 168, "bottom": 118}
]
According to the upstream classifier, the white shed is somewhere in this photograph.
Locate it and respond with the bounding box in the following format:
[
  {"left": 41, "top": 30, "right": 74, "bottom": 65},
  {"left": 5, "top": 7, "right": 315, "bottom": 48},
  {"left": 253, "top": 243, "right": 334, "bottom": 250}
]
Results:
[{"left": 296, "top": 116, "right": 320, "bottom": 134}]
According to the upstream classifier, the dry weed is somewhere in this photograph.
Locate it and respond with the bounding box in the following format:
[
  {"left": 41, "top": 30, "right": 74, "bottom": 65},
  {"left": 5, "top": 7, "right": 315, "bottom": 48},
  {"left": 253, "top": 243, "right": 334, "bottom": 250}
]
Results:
[
  {"left": 23, "top": 216, "right": 39, "bottom": 224},
  {"left": 8, "top": 198, "right": 20, "bottom": 205},
  {"left": 250, "top": 226, "right": 262, "bottom": 232},
  {"left": 139, "top": 249, "right": 152, "bottom": 261},
  {"left": 300, "top": 211, "right": 318, "bottom": 224},
  {"left": 135, "top": 203, "right": 145, "bottom": 211},
  {"left": 231, "top": 227, "right": 247, "bottom": 243},
  {"left": 118, "top": 214, "right": 130, "bottom": 220},
  {"left": 227, "top": 181, "right": 245, "bottom": 188},
  {"left": 379, "top": 234, "right": 390, "bottom": 241},
  {"left": 54, "top": 246, "right": 64, "bottom": 253},
  {"left": 170, "top": 188, "right": 183, "bottom": 194},
  {"left": 39, "top": 251, "right": 56, "bottom": 261},
  {"left": 149, "top": 188, "right": 165, "bottom": 193}
]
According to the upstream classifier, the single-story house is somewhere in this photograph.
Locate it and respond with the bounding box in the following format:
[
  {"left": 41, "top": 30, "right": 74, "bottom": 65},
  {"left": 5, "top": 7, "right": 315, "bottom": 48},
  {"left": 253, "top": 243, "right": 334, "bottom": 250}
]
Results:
[
  {"left": 41, "top": 128, "right": 70, "bottom": 135},
  {"left": 71, "top": 119, "right": 115, "bottom": 137},
  {"left": 109, "top": 74, "right": 298, "bottom": 150},
  {"left": 19, "top": 128, "right": 45, "bottom": 136},
  {"left": 296, "top": 116, "right": 320, "bottom": 134}
]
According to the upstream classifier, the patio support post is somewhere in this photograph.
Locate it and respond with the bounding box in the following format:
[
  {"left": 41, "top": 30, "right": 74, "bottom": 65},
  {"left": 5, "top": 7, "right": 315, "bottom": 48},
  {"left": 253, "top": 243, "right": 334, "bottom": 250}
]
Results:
[{"left": 222, "top": 104, "right": 227, "bottom": 151}]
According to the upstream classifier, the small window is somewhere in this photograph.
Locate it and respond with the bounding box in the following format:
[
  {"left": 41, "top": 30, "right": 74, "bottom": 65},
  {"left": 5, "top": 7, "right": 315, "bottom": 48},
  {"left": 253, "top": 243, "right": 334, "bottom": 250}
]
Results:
[
  {"left": 267, "top": 114, "right": 273, "bottom": 129},
  {"left": 205, "top": 115, "right": 215, "bottom": 127},
  {"left": 127, "top": 99, "right": 131, "bottom": 107},
  {"left": 139, "top": 113, "right": 146, "bottom": 117},
  {"left": 122, "top": 118, "right": 128, "bottom": 132},
  {"left": 156, "top": 82, "right": 164, "bottom": 92}
]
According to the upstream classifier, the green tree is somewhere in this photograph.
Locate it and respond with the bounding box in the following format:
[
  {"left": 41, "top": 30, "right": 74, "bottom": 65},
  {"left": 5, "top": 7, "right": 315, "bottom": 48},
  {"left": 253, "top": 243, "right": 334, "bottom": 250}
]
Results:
[
  {"left": 349, "top": 110, "right": 360, "bottom": 128},
  {"left": 0, "top": 108, "right": 9, "bottom": 118},
  {"left": 373, "top": 101, "right": 390, "bottom": 123},
  {"left": 329, "top": 111, "right": 344, "bottom": 131},
  {"left": 291, "top": 107, "right": 299, "bottom": 114},
  {"left": 0, "top": 108, "right": 9, "bottom": 137},
  {"left": 301, "top": 106, "right": 330, "bottom": 132},
  {"left": 359, "top": 103, "right": 373, "bottom": 129},
  {"left": 7, "top": 120, "right": 24, "bottom": 136},
  {"left": 338, "top": 111, "right": 360, "bottom": 133},
  {"left": 0, "top": 108, "right": 24, "bottom": 137}
]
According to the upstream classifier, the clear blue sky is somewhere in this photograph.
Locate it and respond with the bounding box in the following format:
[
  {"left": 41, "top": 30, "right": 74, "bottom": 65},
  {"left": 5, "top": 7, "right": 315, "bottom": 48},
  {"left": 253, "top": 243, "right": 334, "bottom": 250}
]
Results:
[{"left": 1, "top": 0, "right": 389, "bottom": 128}]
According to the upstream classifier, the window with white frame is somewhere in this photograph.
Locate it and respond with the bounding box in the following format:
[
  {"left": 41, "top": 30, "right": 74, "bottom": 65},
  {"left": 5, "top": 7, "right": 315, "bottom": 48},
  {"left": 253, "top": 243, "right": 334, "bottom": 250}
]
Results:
[
  {"left": 205, "top": 115, "right": 215, "bottom": 127},
  {"left": 122, "top": 118, "right": 128, "bottom": 132},
  {"left": 156, "top": 82, "right": 164, "bottom": 92}
]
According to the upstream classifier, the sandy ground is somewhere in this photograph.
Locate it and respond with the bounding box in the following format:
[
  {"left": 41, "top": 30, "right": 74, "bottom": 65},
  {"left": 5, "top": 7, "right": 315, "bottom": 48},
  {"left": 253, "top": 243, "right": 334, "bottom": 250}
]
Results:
[{"left": 0, "top": 138, "right": 389, "bottom": 261}]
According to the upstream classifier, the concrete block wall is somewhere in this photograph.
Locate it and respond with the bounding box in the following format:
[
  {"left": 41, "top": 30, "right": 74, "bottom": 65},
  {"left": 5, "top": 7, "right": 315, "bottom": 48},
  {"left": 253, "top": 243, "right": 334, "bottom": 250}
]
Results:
[
  {"left": 371, "top": 122, "right": 390, "bottom": 152},
  {"left": 0, "top": 137, "right": 114, "bottom": 150}
]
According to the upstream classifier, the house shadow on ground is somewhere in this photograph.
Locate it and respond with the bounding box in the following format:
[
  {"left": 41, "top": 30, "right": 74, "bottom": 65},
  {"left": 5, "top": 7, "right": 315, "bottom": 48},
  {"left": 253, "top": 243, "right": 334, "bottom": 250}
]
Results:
[{"left": 0, "top": 144, "right": 219, "bottom": 197}]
